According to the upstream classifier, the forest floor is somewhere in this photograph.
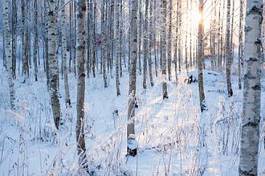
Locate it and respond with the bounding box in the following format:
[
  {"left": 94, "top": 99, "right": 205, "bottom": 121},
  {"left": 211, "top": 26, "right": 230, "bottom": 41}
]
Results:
[{"left": 0, "top": 61, "right": 265, "bottom": 176}]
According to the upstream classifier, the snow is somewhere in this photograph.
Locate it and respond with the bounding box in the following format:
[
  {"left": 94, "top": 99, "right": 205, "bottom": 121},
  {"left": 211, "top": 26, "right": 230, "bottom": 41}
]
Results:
[{"left": 0, "top": 58, "right": 264, "bottom": 176}]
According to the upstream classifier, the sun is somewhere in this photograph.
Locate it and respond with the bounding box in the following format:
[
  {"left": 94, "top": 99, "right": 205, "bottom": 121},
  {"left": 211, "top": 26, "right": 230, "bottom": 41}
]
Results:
[{"left": 190, "top": 10, "right": 202, "bottom": 26}]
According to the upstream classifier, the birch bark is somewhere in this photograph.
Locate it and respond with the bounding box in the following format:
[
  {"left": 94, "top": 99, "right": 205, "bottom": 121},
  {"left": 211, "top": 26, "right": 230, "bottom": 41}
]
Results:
[
  {"left": 3, "top": 0, "right": 16, "bottom": 109},
  {"left": 239, "top": 1, "right": 262, "bottom": 175}
]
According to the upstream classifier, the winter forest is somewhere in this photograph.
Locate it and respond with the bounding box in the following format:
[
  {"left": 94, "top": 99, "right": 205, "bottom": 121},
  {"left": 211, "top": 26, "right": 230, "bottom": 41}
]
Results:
[{"left": 0, "top": 0, "right": 264, "bottom": 175}]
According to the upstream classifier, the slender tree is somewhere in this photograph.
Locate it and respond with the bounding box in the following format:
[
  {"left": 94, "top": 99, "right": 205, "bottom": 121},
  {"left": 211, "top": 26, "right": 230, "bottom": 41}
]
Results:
[
  {"left": 167, "top": 0, "right": 172, "bottom": 80},
  {"left": 127, "top": 0, "right": 138, "bottom": 157},
  {"left": 11, "top": 0, "right": 17, "bottom": 79},
  {"left": 61, "top": 0, "right": 71, "bottom": 106},
  {"left": 22, "top": 0, "right": 30, "bottom": 81},
  {"left": 33, "top": 0, "right": 38, "bottom": 81},
  {"left": 197, "top": 0, "right": 206, "bottom": 112},
  {"left": 174, "top": 0, "right": 181, "bottom": 83},
  {"left": 161, "top": 0, "right": 168, "bottom": 99},
  {"left": 238, "top": 0, "right": 244, "bottom": 90},
  {"left": 143, "top": 0, "right": 149, "bottom": 89},
  {"left": 148, "top": 0, "right": 154, "bottom": 87},
  {"left": 225, "top": 0, "right": 233, "bottom": 97},
  {"left": 76, "top": 0, "right": 88, "bottom": 168},
  {"left": 115, "top": 0, "right": 121, "bottom": 96},
  {"left": 48, "top": 0, "right": 61, "bottom": 129},
  {"left": 239, "top": 0, "right": 263, "bottom": 175},
  {"left": 138, "top": 0, "right": 143, "bottom": 75},
  {"left": 3, "top": 0, "right": 16, "bottom": 110},
  {"left": 101, "top": 0, "right": 108, "bottom": 88}
]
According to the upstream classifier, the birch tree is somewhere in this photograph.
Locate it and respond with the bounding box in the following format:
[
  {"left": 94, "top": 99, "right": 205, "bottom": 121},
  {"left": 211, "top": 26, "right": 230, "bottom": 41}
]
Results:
[
  {"left": 148, "top": 0, "right": 154, "bottom": 87},
  {"left": 33, "top": 0, "right": 38, "bottom": 81},
  {"left": 76, "top": 0, "right": 88, "bottom": 168},
  {"left": 11, "top": 0, "right": 17, "bottom": 79},
  {"left": 115, "top": 0, "right": 121, "bottom": 96},
  {"left": 61, "top": 0, "right": 71, "bottom": 106},
  {"left": 138, "top": 0, "right": 143, "bottom": 75},
  {"left": 239, "top": 0, "right": 263, "bottom": 175},
  {"left": 238, "top": 0, "right": 244, "bottom": 90},
  {"left": 197, "top": 0, "right": 206, "bottom": 112},
  {"left": 174, "top": 0, "right": 181, "bottom": 83},
  {"left": 143, "top": 0, "right": 149, "bottom": 89},
  {"left": 127, "top": 0, "right": 138, "bottom": 157},
  {"left": 101, "top": 0, "right": 108, "bottom": 88},
  {"left": 225, "top": 0, "right": 233, "bottom": 97},
  {"left": 161, "top": 0, "right": 168, "bottom": 99},
  {"left": 22, "top": 0, "right": 30, "bottom": 81},
  {"left": 3, "top": 0, "right": 16, "bottom": 110},
  {"left": 167, "top": 0, "right": 172, "bottom": 80},
  {"left": 48, "top": 0, "right": 61, "bottom": 129}
]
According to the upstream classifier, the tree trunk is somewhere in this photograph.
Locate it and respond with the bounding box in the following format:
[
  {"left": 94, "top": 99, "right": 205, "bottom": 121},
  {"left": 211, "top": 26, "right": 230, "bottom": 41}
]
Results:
[
  {"left": 101, "top": 0, "right": 108, "bottom": 88},
  {"left": 167, "top": 0, "right": 172, "bottom": 80},
  {"left": 86, "top": 0, "right": 91, "bottom": 78},
  {"left": 61, "top": 0, "right": 71, "bottom": 106},
  {"left": 225, "top": 0, "right": 233, "bottom": 97},
  {"left": 153, "top": 0, "right": 158, "bottom": 77},
  {"left": 119, "top": 0, "right": 124, "bottom": 77},
  {"left": 174, "top": 0, "right": 180, "bottom": 83},
  {"left": 238, "top": 0, "right": 244, "bottom": 90},
  {"left": 33, "top": 0, "right": 38, "bottom": 81},
  {"left": 198, "top": 0, "right": 206, "bottom": 112},
  {"left": 92, "top": 1, "right": 96, "bottom": 78},
  {"left": 143, "top": 0, "right": 149, "bottom": 89},
  {"left": 22, "top": 0, "right": 30, "bottom": 81},
  {"left": 127, "top": 0, "right": 138, "bottom": 157},
  {"left": 177, "top": 0, "right": 182, "bottom": 72},
  {"left": 3, "top": 0, "right": 16, "bottom": 110},
  {"left": 138, "top": 0, "right": 142, "bottom": 75},
  {"left": 161, "top": 0, "right": 168, "bottom": 99},
  {"left": 239, "top": 1, "right": 262, "bottom": 175},
  {"left": 48, "top": 0, "right": 61, "bottom": 130},
  {"left": 11, "top": 0, "right": 17, "bottom": 79},
  {"left": 76, "top": 0, "right": 88, "bottom": 168},
  {"left": 115, "top": 0, "right": 121, "bottom": 96},
  {"left": 148, "top": 0, "right": 154, "bottom": 87}
]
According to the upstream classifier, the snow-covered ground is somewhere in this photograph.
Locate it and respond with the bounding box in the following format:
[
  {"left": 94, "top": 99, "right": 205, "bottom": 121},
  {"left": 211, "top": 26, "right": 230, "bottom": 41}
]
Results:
[{"left": 0, "top": 59, "right": 264, "bottom": 175}]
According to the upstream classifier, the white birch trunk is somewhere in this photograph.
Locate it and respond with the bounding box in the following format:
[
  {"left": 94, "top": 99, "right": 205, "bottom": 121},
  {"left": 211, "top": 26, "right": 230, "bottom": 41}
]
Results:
[
  {"left": 61, "top": 0, "right": 71, "bottom": 106},
  {"left": 225, "top": 0, "right": 233, "bottom": 97},
  {"left": 198, "top": 0, "right": 206, "bottom": 112},
  {"left": 48, "top": 0, "right": 61, "bottom": 129},
  {"left": 167, "top": 0, "right": 172, "bottom": 80},
  {"left": 127, "top": 0, "right": 138, "bottom": 157},
  {"left": 22, "top": 0, "right": 30, "bottom": 80},
  {"left": 148, "top": 0, "right": 154, "bottom": 87},
  {"left": 11, "top": 0, "right": 17, "bottom": 79},
  {"left": 3, "top": 0, "right": 15, "bottom": 110},
  {"left": 143, "top": 0, "right": 149, "bottom": 89},
  {"left": 33, "top": 0, "right": 38, "bottom": 81},
  {"left": 161, "top": 0, "right": 168, "bottom": 99},
  {"left": 76, "top": 0, "right": 88, "bottom": 168},
  {"left": 238, "top": 0, "right": 244, "bottom": 90},
  {"left": 239, "top": 1, "right": 263, "bottom": 175},
  {"left": 115, "top": 0, "right": 121, "bottom": 96}
]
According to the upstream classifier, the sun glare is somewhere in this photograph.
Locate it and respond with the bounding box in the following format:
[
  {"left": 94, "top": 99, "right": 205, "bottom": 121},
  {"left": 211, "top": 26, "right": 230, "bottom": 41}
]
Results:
[{"left": 191, "top": 10, "right": 202, "bottom": 26}]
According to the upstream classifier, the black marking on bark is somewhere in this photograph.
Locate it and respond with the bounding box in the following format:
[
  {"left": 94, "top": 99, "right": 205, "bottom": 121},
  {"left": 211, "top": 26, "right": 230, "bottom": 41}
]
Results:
[
  {"left": 248, "top": 5, "right": 263, "bottom": 16},
  {"left": 245, "top": 26, "right": 252, "bottom": 33},
  {"left": 79, "top": 72, "right": 86, "bottom": 78},
  {"left": 239, "top": 168, "right": 256, "bottom": 176},
  {"left": 252, "top": 84, "right": 261, "bottom": 90},
  {"left": 243, "top": 121, "right": 258, "bottom": 128},
  {"left": 249, "top": 57, "right": 258, "bottom": 62},
  {"left": 255, "top": 38, "right": 262, "bottom": 46}
]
